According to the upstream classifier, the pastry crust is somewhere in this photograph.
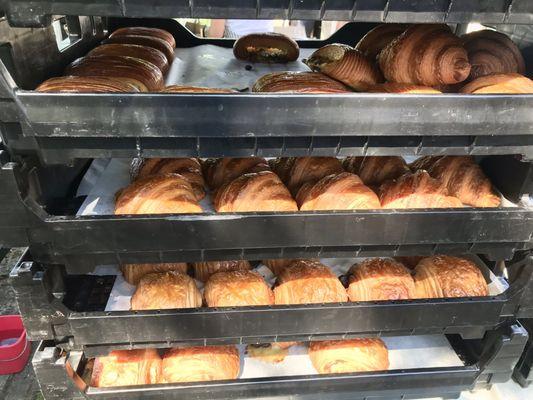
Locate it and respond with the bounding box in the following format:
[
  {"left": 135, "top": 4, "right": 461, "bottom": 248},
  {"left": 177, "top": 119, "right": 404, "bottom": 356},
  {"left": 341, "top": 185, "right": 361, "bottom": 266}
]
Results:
[
  {"left": 414, "top": 256, "right": 489, "bottom": 299},
  {"left": 192, "top": 260, "right": 251, "bottom": 283},
  {"left": 460, "top": 73, "right": 533, "bottom": 94},
  {"left": 246, "top": 343, "right": 295, "bottom": 364},
  {"left": 88, "top": 43, "right": 169, "bottom": 74},
  {"left": 103, "top": 35, "right": 174, "bottom": 64},
  {"left": 121, "top": 263, "right": 188, "bottom": 285},
  {"left": 252, "top": 71, "right": 351, "bottom": 93},
  {"left": 309, "top": 339, "right": 389, "bottom": 374},
  {"left": 36, "top": 76, "right": 140, "bottom": 93},
  {"left": 130, "top": 271, "right": 202, "bottom": 310},
  {"left": 347, "top": 258, "right": 415, "bottom": 301},
  {"left": 110, "top": 27, "right": 176, "bottom": 49},
  {"left": 161, "top": 85, "right": 235, "bottom": 93},
  {"left": 274, "top": 260, "right": 348, "bottom": 305},
  {"left": 343, "top": 156, "right": 410, "bottom": 187},
  {"left": 91, "top": 349, "right": 161, "bottom": 387},
  {"left": 160, "top": 346, "right": 240, "bottom": 383},
  {"left": 355, "top": 24, "right": 409, "bottom": 61},
  {"left": 204, "top": 270, "right": 274, "bottom": 307},
  {"left": 203, "top": 157, "right": 270, "bottom": 191},
  {"left": 233, "top": 33, "right": 299, "bottom": 63},
  {"left": 262, "top": 259, "right": 297, "bottom": 276}
]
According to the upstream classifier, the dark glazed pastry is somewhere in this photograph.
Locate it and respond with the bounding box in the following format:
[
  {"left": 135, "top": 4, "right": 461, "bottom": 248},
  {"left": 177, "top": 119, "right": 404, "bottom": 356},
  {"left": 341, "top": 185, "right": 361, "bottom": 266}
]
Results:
[{"left": 233, "top": 33, "right": 299, "bottom": 63}]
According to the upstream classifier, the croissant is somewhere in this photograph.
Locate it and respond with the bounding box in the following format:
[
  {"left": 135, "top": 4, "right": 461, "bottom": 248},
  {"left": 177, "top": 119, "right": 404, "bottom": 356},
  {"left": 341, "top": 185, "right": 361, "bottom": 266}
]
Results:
[
  {"left": 130, "top": 271, "right": 202, "bottom": 310},
  {"left": 110, "top": 27, "right": 176, "bottom": 49},
  {"left": 91, "top": 349, "right": 161, "bottom": 387},
  {"left": 309, "top": 339, "right": 389, "bottom": 374},
  {"left": 460, "top": 73, "right": 533, "bottom": 94},
  {"left": 304, "top": 44, "right": 383, "bottom": 90},
  {"left": 115, "top": 173, "right": 202, "bottom": 214},
  {"left": 36, "top": 76, "right": 140, "bottom": 93},
  {"left": 379, "top": 170, "right": 463, "bottom": 209},
  {"left": 204, "top": 270, "right": 274, "bottom": 307},
  {"left": 121, "top": 263, "right": 188, "bottom": 285},
  {"left": 462, "top": 30, "right": 525, "bottom": 80},
  {"left": 214, "top": 171, "right": 298, "bottom": 212},
  {"left": 296, "top": 172, "right": 381, "bottom": 211},
  {"left": 343, "top": 156, "right": 411, "bottom": 187},
  {"left": 162, "top": 85, "right": 235, "bottom": 93},
  {"left": 355, "top": 24, "right": 409, "bottom": 61},
  {"left": 160, "top": 346, "right": 240, "bottom": 383},
  {"left": 233, "top": 33, "right": 299, "bottom": 63},
  {"left": 88, "top": 44, "right": 169, "bottom": 74},
  {"left": 252, "top": 72, "right": 351, "bottom": 93},
  {"left": 203, "top": 157, "right": 270, "bottom": 191},
  {"left": 191, "top": 260, "right": 251, "bottom": 282},
  {"left": 103, "top": 35, "right": 174, "bottom": 64},
  {"left": 347, "top": 258, "right": 415, "bottom": 301},
  {"left": 246, "top": 342, "right": 295, "bottom": 363},
  {"left": 262, "top": 259, "right": 297, "bottom": 276},
  {"left": 410, "top": 156, "right": 500, "bottom": 207},
  {"left": 414, "top": 256, "right": 489, "bottom": 298},
  {"left": 130, "top": 158, "right": 206, "bottom": 201},
  {"left": 274, "top": 260, "right": 347, "bottom": 305},
  {"left": 365, "top": 82, "right": 441, "bottom": 93},
  {"left": 379, "top": 24, "right": 470, "bottom": 86}
]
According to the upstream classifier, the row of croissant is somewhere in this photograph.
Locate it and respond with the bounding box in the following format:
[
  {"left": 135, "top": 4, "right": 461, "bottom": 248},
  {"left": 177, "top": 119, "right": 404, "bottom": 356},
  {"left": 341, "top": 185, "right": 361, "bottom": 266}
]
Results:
[
  {"left": 114, "top": 156, "right": 500, "bottom": 215},
  {"left": 126, "top": 256, "right": 489, "bottom": 311}
]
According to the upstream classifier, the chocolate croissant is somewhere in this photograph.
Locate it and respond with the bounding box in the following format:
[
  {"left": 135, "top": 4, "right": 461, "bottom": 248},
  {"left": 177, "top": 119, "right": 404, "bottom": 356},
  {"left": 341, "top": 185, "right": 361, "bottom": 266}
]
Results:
[
  {"left": 192, "top": 260, "right": 252, "bottom": 283},
  {"left": 304, "top": 44, "right": 383, "bottom": 90},
  {"left": 102, "top": 35, "right": 174, "bottom": 64},
  {"left": 460, "top": 73, "right": 533, "bottom": 94},
  {"left": 274, "top": 260, "right": 348, "bottom": 305},
  {"left": 214, "top": 171, "right": 298, "bottom": 212},
  {"left": 365, "top": 82, "right": 441, "bottom": 94},
  {"left": 89, "top": 44, "right": 169, "bottom": 74},
  {"left": 121, "top": 263, "right": 188, "bottom": 285},
  {"left": 262, "top": 259, "right": 298, "bottom": 276},
  {"left": 309, "top": 339, "right": 389, "bottom": 374},
  {"left": 379, "top": 24, "right": 470, "bottom": 86},
  {"left": 343, "top": 156, "right": 411, "bottom": 187},
  {"left": 36, "top": 76, "right": 140, "bottom": 93},
  {"left": 204, "top": 270, "right": 274, "bottom": 307},
  {"left": 462, "top": 30, "right": 525, "bottom": 80},
  {"left": 203, "top": 157, "right": 270, "bottom": 191},
  {"left": 347, "top": 258, "right": 415, "bottom": 301},
  {"left": 252, "top": 71, "right": 352, "bottom": 93},
  {"left": 130, "top": 271, "right": 202, "bottom": 310},
  {"left": 115, "top": 173, "right": 202, "bottom": 214},
  {"left": 410, "top": 156, "right": 500, "bottom": 207},
  {"left": 413, "top": 255, "right": 489, "bottom": 298},
  {"left": 379, "top": 170, "right": 463, "bottom": 209},
  {"left": 233, "top": 33, "right": 299, "bottom": 63},
  {"left": 110, "top": 27, "right": 176, "bottom": 49},
  {"left": 296, "top": 172, "right": 381, "bottom": 211},
  {"left": 160, "top": 346, "right": 240, "bottom": 383},
  {"left": 130, "top": 158, "right": 206, "bottom": 201},
  {"left": 162, "top": 85, "right": 235, "bottom": 93},
  {"left": 355, "top": 24, "right": 409, "bottom": 61}
]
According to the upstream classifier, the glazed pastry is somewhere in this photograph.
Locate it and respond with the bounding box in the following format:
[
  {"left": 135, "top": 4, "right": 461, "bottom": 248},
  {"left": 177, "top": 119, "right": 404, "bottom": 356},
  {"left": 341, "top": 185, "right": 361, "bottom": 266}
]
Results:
[
  {"left": 110, "top": 27, "right": 176, "bottom": 48},
  {"left": 130, "top": 271, "right": 202, "bottom": 310},
  {"left": 296, "top": 172, "right": 381, "bottom": 211},
  {"left": 409, "top": 156, "right": 500, "bottom": 207},
  {"left": 214, "top": 171, "right": 298, "bottom": 212},
  {"left": 366, "top": 82, "right": 441, "bottom": 94},
  {"left": 304, "top": 44, "right": 383, "bottom": 90},
  {"left": 379, "top": 170, "right": 463, "bottom": 209},
  {"left": 252, "top": 71, "right": 352, "bottom": 93},
  {"left": 115, "top": 173, "right": 202, "bottom": 214},
  {"left": 121, "top": 263, "right": 188, "bottom": 285},
  {"left": 460, "top": 73, "right": 533, "bottom": 94},
  {"left": 343, "top": 156, "right": 410, "bottom": 187},
  {"left": 414, "top": 255, "right": 489, "bottom": 298},
  {"left": 192, "top": 260, "right": 252, "bottom": 282},
  {"left": 204, "top": 270, "right": 274, "bottom": 307},
  {"left": 66, "top": 55, "right": 163, "bottom": 91},
  {"left": 309, "top": 339, "right": 389, "bottom": 374},
  {"left": 88, "top": 44, "right": 169, "bottom": 74},
  {"left": 36, "top": 76, "right": 140, "bottom": 93},
  {"left": 462, "top": 30, "right": 525, "bottom": 80},
  {"left": 103, "top": 35, "right": 174, "bottom": 64},
  {"left": 274, "top": 260, "right": 347, "bottom": 305},
  {"left": 233, "top": 33, "right": 299, "bottom": 63},
  {"left": 355, "top": 24, "right": 409, "bottom": 61},
  {"left": 262, "top": 259, "right": 297, "bottom": 276},
  {"left": 379, "top": 24, "right": 470, "bottom": 86},
  {"left": 246, "top": 342, "right": 295, "bottom": 364},
  {"left": 130, "top": 158, "right": 206, "bottom": 201},
  {"left": 91, "top": 349, "right": 161, "bottom": 387},
  {"left": 347, "top": 258, "right": 415, "bottom": 301},
  {"left": 162, "top": 85, "right": 235, "bottom": 93},
  {"left": 160, "top": 346, "right": 240, "bottom": 383},
  {"left": 203, "top": 157, "right": 270, "bottom": 191}
]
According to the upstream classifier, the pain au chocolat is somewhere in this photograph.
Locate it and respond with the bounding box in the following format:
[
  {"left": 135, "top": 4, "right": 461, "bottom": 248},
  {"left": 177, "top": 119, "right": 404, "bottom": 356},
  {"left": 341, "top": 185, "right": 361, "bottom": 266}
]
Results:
[
  {"left": 110, "top": 27, "right": 176, "bottom": 49},
  {"left": 233, "top": 32, "right": 299, "bottom": 63},
  {"left": 204, "top": 270, "right": 274, "bottom": 307},
  {"left": 192, "top": 260, "right": 252, "bottom": 283},
  {"left": 252, "top": 71, "right": 351, "bottom": 93},
  {"left": 88, "top": 43, "right": 169, "bottom": 74},
  {"left": 103, "top": 35, "right": 175, "bottom": 64},
  {"left": 36, "top": 76, "right": 140, "bottom": 93},
  {"left": 121, "top": 263, "right": 188, "bottom": 285}
]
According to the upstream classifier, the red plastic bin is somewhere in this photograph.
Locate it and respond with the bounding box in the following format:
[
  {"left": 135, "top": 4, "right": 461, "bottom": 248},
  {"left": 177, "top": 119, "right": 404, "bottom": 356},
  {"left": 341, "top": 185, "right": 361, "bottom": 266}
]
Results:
[{"left": 0, "top": 315, "right": 30, "bottom": 375}]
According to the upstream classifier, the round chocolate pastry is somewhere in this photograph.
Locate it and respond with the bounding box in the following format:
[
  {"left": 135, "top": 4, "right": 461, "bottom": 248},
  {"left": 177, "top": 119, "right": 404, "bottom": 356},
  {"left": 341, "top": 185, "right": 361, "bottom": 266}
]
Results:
[{"left": 233, "top": 33, "right": 299, "bottom": 63}]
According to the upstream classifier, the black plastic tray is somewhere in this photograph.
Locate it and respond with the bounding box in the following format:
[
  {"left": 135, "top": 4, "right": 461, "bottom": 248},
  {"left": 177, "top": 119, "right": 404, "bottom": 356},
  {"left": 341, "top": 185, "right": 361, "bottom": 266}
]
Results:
[{"left": 513, "top": 319, "right": 533, "bottom": 387}]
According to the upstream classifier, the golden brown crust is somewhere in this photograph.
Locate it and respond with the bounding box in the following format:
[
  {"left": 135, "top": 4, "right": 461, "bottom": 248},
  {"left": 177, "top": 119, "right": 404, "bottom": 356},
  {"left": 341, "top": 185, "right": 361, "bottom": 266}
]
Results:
[
  {"left": 214, "top": 171, "right": 298, "bottom": 213},
  {"left": 365, "top": 82, "right": 441, "bottom": 94},
  {"left": 88, "top": 43, "right": 169, "bottom": 74},
  {"left": 121, "top": 263, "right": 188, "bottom": 285},
  {"left": 274, "top": 260, "right": 347, "bottom": 305},
  {"left": 343, "top": 156, "right": 411, "bottom": 186},
  {"left": 203, "top": 157, "right": 270, "bottom": 191},
  {"left": 160, "top": 346, "right": 240, "bottom": 383},
  {"left": 379, "top": 24, "right": 470, "bottom": 86},
  {"left": 304, "top": 44, "right": 383, "bottom": 91},
  {"left": 103, "top": 35, "right": 175, "bottom": 64},
  {"left": 91, "top": 349, "right": 161, "bottom": 387},
  {"left": 192, "top": 260, "right": 252, "bottom": 283},
  {"left": 355, "top": 24, "right": 409, "bottom": 61},
  {"left": 110, "top": 27, "right": 176, "bottom": 49},
  {"left": 262, "top": 259, "right": 298, "bottom": 276},
  {"left": 309, "top": 339, "right": 389, "bottom": 374},
  {"left": 246, "top": 343, "right": 295, "bottom": 363},
  {"left": 130, "top": 271, "right": 202, "bottom": 310},
  {"left": 233, "top": 33, "right": 299, "bottom": 63},
  {"left": 460, "top": 73, "right": 533, "bottom": 94},
  {"left": 413, "top": 256, "right": 489, "bottom": 298},
  {"left": 115, "top": 173, "right": 202, "bottom": 215},
  {"left": 161, "top": 85, "right": 236, "bottom": 93},
  {"left": 252, "top": 72, "right": 352, "bottom": 93},
  {"left": 394, "top": 256, "right": 425, "bottom": 269},
  {"left": 204, "top": 270, "right": 274, "bottom": 307},
  {"left": 347, "top": 258, "right": 415, "bottom": 301},
  {"left": 379, "top": 170, "right": 464, "bottom": 209},
  {"left": 36, "top": 76, "right": 140, "bottom": 93}
]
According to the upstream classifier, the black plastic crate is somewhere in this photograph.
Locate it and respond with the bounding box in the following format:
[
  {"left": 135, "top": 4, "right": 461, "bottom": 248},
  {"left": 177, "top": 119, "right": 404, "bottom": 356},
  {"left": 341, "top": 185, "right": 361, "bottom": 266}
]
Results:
[{"left": 513, "top": 319, "right": 533, "bottom": 387}]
